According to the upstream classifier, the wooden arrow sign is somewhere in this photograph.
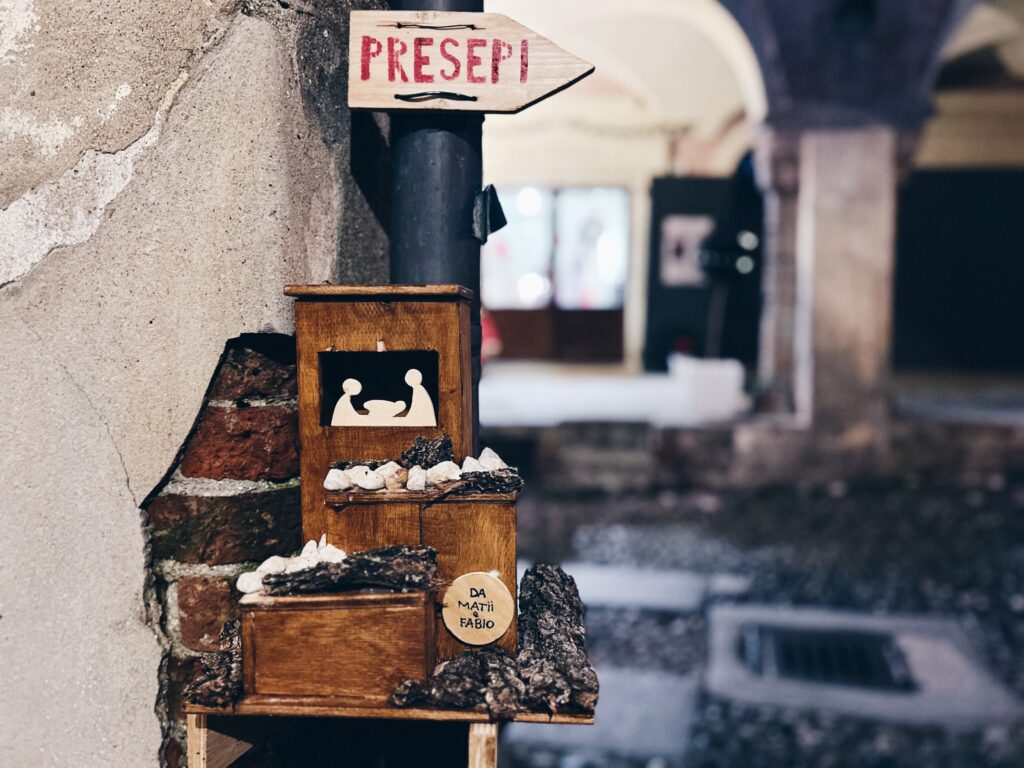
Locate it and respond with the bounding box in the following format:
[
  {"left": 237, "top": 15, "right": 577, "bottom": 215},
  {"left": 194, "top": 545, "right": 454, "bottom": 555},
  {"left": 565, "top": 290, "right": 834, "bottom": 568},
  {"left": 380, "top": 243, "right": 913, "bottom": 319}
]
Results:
[{"left": 348, "top": 11, "right": 594, "bottom": 113}]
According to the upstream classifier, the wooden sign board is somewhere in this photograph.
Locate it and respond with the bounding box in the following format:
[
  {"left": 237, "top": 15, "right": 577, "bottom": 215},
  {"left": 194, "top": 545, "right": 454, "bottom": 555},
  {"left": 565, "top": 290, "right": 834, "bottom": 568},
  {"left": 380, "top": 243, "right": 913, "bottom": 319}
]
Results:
[
  {"left": 442, "top": 572, "right": 514, "bottom": 646},
  {"left": 349, "top": 11, "right": 594, "bottom": 113}
]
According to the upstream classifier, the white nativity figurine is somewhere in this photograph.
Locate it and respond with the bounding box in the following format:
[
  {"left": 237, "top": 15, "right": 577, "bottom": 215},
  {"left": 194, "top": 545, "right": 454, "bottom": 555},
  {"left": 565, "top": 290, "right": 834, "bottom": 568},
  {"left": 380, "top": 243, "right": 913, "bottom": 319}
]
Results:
[{"left": 330, "top": 367, "right": 437, "bottom": 428}]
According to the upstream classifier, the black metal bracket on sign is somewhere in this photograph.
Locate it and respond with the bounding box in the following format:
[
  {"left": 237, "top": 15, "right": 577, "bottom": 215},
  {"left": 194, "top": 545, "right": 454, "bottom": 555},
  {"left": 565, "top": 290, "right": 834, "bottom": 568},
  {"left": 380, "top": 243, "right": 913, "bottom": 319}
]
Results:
[{"left": 472, "top": 185, "right": 507, "bottom": 244}]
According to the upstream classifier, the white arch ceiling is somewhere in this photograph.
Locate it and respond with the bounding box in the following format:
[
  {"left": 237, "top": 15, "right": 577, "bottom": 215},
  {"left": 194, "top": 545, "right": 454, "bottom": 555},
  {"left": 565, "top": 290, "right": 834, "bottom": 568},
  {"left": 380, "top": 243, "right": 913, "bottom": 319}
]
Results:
[{"left": 484, "top": 0, "right": 767, "bottom": 131}]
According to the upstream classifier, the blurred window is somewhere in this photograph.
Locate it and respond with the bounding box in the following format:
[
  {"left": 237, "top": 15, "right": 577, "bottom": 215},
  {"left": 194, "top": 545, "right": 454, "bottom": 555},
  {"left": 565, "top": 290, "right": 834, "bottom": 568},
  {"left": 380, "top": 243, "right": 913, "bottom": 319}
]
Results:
[
  {"left": 553, "top": 188, "right": 630, "bottom": 310},
  {"left": 482, "top": 186, "right": 630, "bottom": 311},
  {"left": 482, "top": 186, "right": 629, "bottom": 363},
  {"left": 481, "top": 187, "right": 555, "bottom": 310}
]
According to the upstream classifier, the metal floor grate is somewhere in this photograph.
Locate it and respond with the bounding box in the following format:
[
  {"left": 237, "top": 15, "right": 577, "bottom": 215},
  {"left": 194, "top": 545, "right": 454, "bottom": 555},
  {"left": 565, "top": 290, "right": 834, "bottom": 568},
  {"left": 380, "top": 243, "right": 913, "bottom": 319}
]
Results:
[{"left": 737, "top": 623, "right": 917, "bottom": 692}]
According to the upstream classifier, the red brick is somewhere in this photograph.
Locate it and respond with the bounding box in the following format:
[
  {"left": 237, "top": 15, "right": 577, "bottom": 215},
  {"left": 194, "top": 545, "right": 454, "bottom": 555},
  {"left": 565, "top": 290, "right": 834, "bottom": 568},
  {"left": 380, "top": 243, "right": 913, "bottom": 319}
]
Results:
[
  {"left": 177, "top": 576, "right": 238, "bottom": 652},
  {"left": 179, "top": 405, "right": 298, "bottom": 481},
  {"left": 147, "top": 485, "right": 301, "bottom": 565},
  {"left": 208, "top": 339, "right": 296, "bottom": 401}
]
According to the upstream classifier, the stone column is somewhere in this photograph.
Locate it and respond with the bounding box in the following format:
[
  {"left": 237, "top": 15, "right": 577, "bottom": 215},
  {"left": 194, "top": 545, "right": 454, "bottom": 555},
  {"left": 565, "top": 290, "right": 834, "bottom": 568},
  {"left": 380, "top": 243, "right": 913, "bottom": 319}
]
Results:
[
  {"left": 796, "top": 126, "right": 898, "bottom": 425},
  {"left": 753, "top": 128, "right": 802, "bottom": 417}
]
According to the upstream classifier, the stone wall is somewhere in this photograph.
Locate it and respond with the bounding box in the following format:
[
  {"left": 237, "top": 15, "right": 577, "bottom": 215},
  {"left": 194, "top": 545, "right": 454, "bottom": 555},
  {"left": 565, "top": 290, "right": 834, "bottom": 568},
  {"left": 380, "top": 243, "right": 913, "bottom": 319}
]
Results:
[
  {"left": 0, "top": 1, "right": 387, "bottom": 765},
  {"left": 145, "top": 335, "right": 303, "bottom": 766}
]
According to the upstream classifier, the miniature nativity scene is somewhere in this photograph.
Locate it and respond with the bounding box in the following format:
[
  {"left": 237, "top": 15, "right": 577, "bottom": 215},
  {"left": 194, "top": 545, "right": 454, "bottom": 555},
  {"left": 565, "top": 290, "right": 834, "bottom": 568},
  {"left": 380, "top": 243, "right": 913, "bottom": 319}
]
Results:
[{"left": 183, "top": 285, "right": 597, "bottom": 767}]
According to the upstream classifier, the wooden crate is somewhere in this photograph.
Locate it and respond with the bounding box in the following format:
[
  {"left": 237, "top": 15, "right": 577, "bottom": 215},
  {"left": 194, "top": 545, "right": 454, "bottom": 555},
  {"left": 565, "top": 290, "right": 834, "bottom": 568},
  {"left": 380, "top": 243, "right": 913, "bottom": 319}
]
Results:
[
  {"left": 286, "top": 285, "right": 474, "bottom": 542},
  {"left": 324, "top": 489, "right": 518, "bottom": 658},
  {"left": 241, "top": 591, "right": 435, "bottom": 707}
]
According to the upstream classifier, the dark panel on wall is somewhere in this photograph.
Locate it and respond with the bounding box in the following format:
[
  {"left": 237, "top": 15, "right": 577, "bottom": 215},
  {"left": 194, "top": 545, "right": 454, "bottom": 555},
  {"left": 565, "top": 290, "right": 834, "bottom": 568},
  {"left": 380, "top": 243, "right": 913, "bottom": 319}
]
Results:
[
  {"left": 553, "top": 309, "right": 624, "bottom": 362},
  {"left": 894, "top": 170, "right": 1024, "bottom": 371},
  {"left": 643, "top": 173, "right": 763, "bottom": 372}
]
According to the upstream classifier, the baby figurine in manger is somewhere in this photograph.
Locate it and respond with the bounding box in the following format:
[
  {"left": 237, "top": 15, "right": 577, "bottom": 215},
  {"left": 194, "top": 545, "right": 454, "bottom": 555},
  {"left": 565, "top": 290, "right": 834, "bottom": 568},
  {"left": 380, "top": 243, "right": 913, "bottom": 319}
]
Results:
[{"left": 331, "top": 368, "right": 437, "bottom": 427}]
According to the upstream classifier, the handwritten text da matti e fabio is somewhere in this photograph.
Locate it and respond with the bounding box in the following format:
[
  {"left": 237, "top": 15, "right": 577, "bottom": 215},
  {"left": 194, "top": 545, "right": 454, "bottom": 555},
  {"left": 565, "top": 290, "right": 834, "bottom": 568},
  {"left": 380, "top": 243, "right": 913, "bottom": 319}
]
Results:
[{"left": 360, "top": 34, "right": 530, "bottom": 86}]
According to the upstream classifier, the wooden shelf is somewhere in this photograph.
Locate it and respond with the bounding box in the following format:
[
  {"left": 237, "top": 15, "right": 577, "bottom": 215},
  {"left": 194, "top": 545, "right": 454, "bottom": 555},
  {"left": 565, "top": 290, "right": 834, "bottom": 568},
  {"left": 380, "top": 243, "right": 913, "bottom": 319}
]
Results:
[
  {"left": 285, "top": 284, "right": 473, "bottom": 300},
  {"left": 185, "top": 697, "right": 593, "bottom": 725},
  {"left": 238, "top": 591, "right": 433, "bottom": 609},
  {"left": 323, "top": 484, "right": 518, "bottom": 507}
]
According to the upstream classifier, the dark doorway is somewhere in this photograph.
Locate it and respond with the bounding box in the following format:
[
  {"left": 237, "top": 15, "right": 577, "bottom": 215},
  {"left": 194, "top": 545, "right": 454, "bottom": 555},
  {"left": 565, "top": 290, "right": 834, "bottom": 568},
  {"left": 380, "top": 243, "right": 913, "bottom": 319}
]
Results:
[
  {"left": 643, "top": 166, "right": 763, "bottom": 372},
  {"left": 894, "top": 170, "right": 1024, "bottom": 371}
]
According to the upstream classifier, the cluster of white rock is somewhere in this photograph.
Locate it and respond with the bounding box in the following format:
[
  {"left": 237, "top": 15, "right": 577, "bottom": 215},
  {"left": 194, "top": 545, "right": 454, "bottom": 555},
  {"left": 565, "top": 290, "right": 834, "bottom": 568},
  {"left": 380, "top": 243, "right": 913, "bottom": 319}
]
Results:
[
  {"left": 322, "top": 447, "right": 507, "bottom": 493},
  {"left": 235, "top": 534, "right": 346, "bottom": 594}
]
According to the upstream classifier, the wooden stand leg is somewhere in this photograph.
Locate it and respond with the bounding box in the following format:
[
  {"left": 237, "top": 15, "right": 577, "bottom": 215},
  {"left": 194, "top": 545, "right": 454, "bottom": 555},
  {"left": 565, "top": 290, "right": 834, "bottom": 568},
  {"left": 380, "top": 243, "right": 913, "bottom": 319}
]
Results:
[
  {"left": 186, "top": 713, "right": 256, "bottom": 768},
  {"left": 468, "top": 723, "right": 498, "bottom": 768},
  {"left": 187, "top": 714, "right": 208, "bottom": 767}
]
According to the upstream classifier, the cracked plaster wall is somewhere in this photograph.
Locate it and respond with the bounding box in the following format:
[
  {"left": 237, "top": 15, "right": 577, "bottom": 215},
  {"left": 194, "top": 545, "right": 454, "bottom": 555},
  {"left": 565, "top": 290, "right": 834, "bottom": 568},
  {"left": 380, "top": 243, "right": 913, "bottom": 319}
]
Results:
[{"left": 0, "top": 1, "right": 387, "bottom": 764}]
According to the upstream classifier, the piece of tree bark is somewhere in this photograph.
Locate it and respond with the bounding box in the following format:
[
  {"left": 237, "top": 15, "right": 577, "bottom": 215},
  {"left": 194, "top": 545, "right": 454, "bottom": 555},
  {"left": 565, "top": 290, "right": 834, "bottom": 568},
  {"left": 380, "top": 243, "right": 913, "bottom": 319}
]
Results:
[
  {"left": 392, "top": 648, "right": 525, "bottom": 720},
  {"left": 262, "top": 546, "right": 439, "bottom": 595},
  {"left": 400, "top": 435, "right": 454, "bottom": 468},
  {"left": 517, "top": 564, "right": 599, "bottom": 713},
  {"left": 457, "top": 469, "right": 524, "bottom": 495},
  {"left": 184, "top": 619, "right": 243, "bottom": 707},
  {"left": 393, "top": 564, "right": 598, "bottom": 717}
]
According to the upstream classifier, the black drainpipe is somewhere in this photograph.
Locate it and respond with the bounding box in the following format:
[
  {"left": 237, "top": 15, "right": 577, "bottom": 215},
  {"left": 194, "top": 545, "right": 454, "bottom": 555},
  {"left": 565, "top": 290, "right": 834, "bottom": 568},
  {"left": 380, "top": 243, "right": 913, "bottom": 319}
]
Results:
[{"left": 389, "top": 0, "right": 484, "bottom": 451}]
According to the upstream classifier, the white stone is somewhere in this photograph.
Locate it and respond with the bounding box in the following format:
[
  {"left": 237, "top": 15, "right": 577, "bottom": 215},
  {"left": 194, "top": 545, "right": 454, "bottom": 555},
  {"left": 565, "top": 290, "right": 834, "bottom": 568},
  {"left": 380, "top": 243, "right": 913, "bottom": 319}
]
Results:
[
  {"left": 343, "top": 465, "right": 370, "bottom": 483},
  {"left": 376, "top": 461, "right": 401, "bottom": 478},
  {"left": 407, "top": 465, "right": 426, "bottom": 491},
  {"left": 235, "top": 570, "right": 265, "bottom": 594},
  {"left": 300, "top": 539, "right": 318, "bottom": 558},
  {"left": 356, "top": 470, "right": 385, "bottom": 490},
  {"left": 285, "top": 554, "right": 319, "bottom": 573},
  {"left": 461, "top": 456, "right": 485, "bottom": 473},
  {"left": 478, "top": 447, "right": 507, "bottom": 471},
  {"left": 323, "top": 468, "right": 351, "bottom": 491},
  {"left": 385, "top": 467, "right": 408, "bottom": 491},
  {"left": 426, "top": 461, "right": 461, "bottom": 486},
  {"left": 318, "top": 543, "right": 346, "bottom": 564},
  {"left": 256, "top": 555, "right": 289, "bottom": 575}
]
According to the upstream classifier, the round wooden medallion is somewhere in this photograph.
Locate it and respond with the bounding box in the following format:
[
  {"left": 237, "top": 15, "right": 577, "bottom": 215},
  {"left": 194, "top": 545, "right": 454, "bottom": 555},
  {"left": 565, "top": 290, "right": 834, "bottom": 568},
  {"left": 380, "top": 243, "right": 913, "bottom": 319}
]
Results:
[{"left": 441, "top": 572, "right": 514, "bottom": 646}]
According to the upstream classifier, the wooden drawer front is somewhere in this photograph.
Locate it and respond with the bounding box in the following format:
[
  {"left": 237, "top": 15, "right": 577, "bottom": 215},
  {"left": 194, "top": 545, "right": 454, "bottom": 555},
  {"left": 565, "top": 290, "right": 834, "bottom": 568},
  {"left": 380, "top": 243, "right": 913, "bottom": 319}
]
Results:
[
  {"left": 422, "top": 501, "right": 517, "bottom": 658},
  {"left": 243, "top": 593, "right": 433, "bottom": 706},
  {"left": 324, "top": 502, "right": 421, "bottom": 553}
]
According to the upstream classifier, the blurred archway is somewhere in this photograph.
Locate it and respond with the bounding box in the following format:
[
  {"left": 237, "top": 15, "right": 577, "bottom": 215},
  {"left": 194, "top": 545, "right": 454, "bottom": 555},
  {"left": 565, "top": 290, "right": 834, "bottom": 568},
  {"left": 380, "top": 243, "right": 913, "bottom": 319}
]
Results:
[{"left": 482, "top": 0, "right": 765, "bottom": 381}]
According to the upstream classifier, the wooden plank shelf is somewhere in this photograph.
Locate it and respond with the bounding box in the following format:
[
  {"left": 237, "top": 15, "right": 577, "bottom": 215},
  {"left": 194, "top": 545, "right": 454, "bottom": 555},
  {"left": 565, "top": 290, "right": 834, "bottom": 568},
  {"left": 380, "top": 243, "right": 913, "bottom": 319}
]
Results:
[
  {"left": 285, "top": 284, "right": 473, "bottom": 300},
  {"left": 323, "top": 484, "right": 517, "bottom": 507},
  {"left": 184, "top": 698, "right": 593, "bottom": 725}
]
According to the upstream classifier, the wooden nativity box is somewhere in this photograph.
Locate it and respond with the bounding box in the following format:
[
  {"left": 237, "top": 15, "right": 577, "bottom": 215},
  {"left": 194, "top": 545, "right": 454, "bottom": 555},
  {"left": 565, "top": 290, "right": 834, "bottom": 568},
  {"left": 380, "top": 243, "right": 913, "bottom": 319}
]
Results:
[
  {"left": 286, "top": 284, "right": 475, "bottom": 540},
  {"left": 286, "top": 284, "right": 518, "bottom": 660},
  {"left": 185, "top": 285, "right": 593, "bottom": 768}
]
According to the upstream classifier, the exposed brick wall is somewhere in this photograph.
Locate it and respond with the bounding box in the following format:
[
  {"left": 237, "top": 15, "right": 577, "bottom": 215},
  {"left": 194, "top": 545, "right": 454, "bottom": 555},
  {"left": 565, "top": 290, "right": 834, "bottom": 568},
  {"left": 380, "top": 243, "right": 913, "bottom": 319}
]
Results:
[{"left": 142, "top": 334, "right": 302, "bottom": 766}]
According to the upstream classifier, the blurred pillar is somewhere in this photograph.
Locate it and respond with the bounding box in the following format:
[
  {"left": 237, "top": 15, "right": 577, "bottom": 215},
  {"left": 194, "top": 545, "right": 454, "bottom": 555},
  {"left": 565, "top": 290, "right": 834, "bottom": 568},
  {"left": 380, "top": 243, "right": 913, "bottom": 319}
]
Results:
[
  {"left": 754, "top": 128, "right": 802, "bottom": 418},
  {"left": 796, "top": 126, "right": 898, "bottom": 426},
  {"left": 756, "top": 126, "right": 913, "bottom": 427},
  {"left": 730, "top": 0, "right": 963, "bottom": 432}
]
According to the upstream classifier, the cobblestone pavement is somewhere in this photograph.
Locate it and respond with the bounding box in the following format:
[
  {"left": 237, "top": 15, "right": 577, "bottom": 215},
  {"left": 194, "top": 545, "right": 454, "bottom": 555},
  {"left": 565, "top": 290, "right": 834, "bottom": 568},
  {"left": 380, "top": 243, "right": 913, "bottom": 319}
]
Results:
[{"left": 505, "top": 475, "right": 1024, "bottom": 768}]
